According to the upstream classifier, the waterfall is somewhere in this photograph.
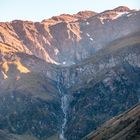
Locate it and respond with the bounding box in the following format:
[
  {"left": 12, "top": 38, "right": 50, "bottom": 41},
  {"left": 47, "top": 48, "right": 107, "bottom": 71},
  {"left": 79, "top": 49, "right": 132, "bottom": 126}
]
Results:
[
  {"left": 57, "top": 75, "right": 68, "bottom": 140},
  {"left": 59, "top": 94, "right": 68, "bottom": 140}
]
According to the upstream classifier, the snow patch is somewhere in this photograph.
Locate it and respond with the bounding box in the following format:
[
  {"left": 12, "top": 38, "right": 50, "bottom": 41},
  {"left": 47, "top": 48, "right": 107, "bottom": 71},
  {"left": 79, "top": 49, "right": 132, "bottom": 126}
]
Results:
[
  {"left": 99, "top": 17, "right": 105, "bottom": 24},
  {"left": 86, "top": 33, "right": 90, "bottom": 37},
  {"left": 90, "top": 38, "right": 93, "bottom": 41},
  {"left": 126, "top": 13, "right": 134, "bottom": 17},
  {"left": 112, "top": 12, "right": 129, "bottom": 20},
  {"left": 99, "top": 11, "right": 131, "bottom": 23},
  {"left": 63, "top": 61, "right": 66, "bottom": 65}
]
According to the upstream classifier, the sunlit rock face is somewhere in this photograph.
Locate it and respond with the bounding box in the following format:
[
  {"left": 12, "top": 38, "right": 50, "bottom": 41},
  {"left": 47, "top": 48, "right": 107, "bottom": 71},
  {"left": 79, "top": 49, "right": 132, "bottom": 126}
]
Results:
[
  {"left": 0, "top": 6, "right": 140, "bottom": 140},
  {"left": 0, "top": 7, "right": 140, "bottom": 65}
]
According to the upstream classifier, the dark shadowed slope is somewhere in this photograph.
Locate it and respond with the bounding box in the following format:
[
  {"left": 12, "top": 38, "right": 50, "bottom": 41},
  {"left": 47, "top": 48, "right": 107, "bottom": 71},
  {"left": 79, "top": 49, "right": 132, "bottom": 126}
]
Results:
[{"left": 82, "top": 103, "right": 140, "bottom": 140}]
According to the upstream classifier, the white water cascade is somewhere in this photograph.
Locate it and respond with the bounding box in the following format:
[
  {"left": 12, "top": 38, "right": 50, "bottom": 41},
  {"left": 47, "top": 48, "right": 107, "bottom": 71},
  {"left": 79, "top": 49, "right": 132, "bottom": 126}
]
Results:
[
  {"left": 57, "top": 77, "right": 69, "bottom": 140},
  {"left": 59, "top": 94, "right": 68, "bottom": 140}
]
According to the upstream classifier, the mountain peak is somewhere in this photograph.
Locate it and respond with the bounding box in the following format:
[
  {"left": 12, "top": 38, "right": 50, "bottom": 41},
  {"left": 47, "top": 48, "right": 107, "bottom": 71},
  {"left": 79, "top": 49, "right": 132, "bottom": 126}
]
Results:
[
  {"left": 76, "top": 10, "right": 97, "bottom": 18},
  {"left": 42, "top": 10, "right": 97, "bottom": 24},
  {"left": 113, "top": 6, "right": 131, "bottom": 12},
  {"left": 42, "top": 14, "right": 77, "bottom": 24}
]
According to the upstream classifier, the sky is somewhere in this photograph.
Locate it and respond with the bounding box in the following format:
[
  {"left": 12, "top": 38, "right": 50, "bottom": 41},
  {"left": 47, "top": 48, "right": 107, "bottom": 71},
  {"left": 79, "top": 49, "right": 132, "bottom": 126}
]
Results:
[{"left": 0, "top": 0, "right": 140, "bottom": 22}]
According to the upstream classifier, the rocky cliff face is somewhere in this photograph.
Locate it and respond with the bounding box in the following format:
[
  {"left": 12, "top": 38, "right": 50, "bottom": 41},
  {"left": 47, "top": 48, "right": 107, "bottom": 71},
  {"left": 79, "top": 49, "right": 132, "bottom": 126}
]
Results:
[
  {"left": 0, "top": 6, "right": 140, "bottom": 140},
  {"left": 0, "top": 7, "right": 140, "bottom": 65}
]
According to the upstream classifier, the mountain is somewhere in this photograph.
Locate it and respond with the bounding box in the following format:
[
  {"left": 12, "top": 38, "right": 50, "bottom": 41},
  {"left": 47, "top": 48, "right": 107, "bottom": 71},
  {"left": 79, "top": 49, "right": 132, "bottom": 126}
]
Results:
[
  {"left": 82, "top": 103, "right": 140, "bottom": 140},
  {"left": 0, "top": 6, "right": 140, "bottom": 140},
  {"left": 0, "top": 51, "right": 63, "bottom": 139},
  {"left": 64, "top": 32, "right": 140, "bottom": 140},
  {"left": 0, "top": 6, "right": 139, "bottom": 65}
]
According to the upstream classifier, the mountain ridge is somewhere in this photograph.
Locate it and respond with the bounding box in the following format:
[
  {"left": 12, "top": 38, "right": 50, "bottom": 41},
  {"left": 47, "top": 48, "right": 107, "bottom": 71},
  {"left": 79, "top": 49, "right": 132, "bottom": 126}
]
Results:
[
  {"left": 0, "top": 6, "right": 139, "bottom": 66},
  {"left": 82, "top": 103, "right": 140, "bottom": 140},
  {"left": 0, "top": 6, "right": 140, "bottom": 140}
]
